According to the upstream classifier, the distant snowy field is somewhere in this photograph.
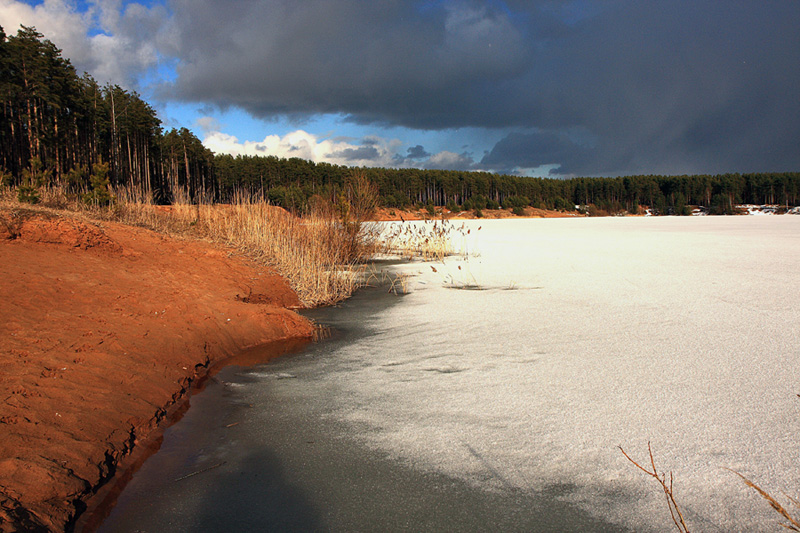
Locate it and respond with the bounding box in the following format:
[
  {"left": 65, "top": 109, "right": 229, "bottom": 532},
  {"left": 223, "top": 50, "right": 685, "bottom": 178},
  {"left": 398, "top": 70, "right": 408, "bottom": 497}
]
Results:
[{"left": 332, "top": 216, "right": 800, "bottom": 532}]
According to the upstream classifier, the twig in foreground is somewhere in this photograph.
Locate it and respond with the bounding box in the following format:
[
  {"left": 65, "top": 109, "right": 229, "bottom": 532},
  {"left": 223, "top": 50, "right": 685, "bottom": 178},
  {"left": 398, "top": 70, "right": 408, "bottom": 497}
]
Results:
[
  {"left": 174, "top": 461, "right": 226, "bottom": 482},
  {"left": 618, "top": 442, "right": 690, "bottom": 533}
]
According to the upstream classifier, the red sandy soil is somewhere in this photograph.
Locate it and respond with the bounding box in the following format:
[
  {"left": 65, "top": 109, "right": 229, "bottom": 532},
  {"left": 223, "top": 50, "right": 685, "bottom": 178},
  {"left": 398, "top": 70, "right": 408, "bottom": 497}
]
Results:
[
  {"left": 0, "top": 207, "right": 314, "bottom": 532},
  {"left": 372, "top": 206, "right": 581, "bottom": 221}
]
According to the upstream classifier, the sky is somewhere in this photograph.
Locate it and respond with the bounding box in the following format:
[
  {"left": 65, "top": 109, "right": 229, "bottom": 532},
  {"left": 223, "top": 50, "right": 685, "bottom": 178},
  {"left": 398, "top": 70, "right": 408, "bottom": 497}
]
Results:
[{"left": 1, "top": 0, "right": 798, "bottom": 177}]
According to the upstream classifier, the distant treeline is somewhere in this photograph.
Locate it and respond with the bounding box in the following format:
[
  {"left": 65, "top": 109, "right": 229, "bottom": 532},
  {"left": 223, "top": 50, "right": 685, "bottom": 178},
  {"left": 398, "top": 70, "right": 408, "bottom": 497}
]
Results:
[
  {"left": 215, "top": 155, "right": 800, "bottom": 215},
  {"left": 2, "top": 25, "right": 798, "bottom": 215}
]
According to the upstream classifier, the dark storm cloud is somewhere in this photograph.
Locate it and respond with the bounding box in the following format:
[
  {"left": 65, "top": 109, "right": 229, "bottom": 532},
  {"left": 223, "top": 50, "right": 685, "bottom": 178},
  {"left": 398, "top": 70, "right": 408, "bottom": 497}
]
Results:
[
  {"left": 160, "top": 0, "right": 800, "bottom": 175},
  {"left": 161, "top": 0, "right": 530, "bottom": 127},
  {"left": 480, "top": 130, "right": 593, "bottom": 174},
  {"left": 523, "top": 1, "right": 800, "bottom": 175},
  {"left": 406, "top": 145, "right": 431, "bottom": 159},
  {"left": 327, "top": 145, "right": 381, "bottom": 161}
]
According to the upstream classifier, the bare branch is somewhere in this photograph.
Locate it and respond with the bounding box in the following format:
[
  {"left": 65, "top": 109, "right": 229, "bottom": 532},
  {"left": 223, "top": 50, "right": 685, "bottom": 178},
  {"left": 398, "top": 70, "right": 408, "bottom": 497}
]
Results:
[{"left": 619, "top": 442, "right": 691, "bottom": 533}]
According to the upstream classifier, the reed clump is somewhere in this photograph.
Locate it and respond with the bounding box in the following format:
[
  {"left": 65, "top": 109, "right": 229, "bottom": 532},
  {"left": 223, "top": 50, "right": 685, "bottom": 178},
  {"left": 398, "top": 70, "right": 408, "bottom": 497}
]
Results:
[
  {"left": 112, "top": 178, "right": 378, "bottom": 307},
  {"left": 197, "top": 198, "right": 369, "bottom": 307},
  {"left": 381, "top": 219, "right": 471, "bottom": 261}
]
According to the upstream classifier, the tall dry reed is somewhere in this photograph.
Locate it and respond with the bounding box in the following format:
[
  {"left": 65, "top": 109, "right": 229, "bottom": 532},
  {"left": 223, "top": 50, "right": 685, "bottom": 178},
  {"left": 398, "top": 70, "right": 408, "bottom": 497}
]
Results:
[
  {"left": 379, "top": 219, "right": 478, "bottom": 261},
  {"left": 197, "top": 198, "right": 367, "bottom": 307},
  {"left": 122, "top": 201, "right": 371, "bottom": 306}
]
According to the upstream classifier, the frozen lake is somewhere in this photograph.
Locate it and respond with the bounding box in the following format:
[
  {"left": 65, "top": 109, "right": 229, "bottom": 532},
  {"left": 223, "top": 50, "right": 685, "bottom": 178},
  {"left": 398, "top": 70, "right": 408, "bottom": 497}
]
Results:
[{"left": 97, "top": 216, "right": 800, "bottom": 532}]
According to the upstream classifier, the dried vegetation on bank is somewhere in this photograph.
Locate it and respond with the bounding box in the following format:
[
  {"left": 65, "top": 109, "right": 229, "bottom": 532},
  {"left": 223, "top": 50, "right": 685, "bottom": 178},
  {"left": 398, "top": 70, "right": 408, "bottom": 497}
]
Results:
[{"left": 1, "top": 171, "right": 381, "bottom": 307}]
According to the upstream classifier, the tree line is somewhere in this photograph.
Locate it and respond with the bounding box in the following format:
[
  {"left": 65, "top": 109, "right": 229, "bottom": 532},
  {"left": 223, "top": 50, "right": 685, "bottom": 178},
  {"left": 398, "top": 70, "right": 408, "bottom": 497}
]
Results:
[
  {"left": 214, "top": 155, "right": 800, "bottom": 215},
  {"left": 2, "top": 25, "right": 798, "bottom": 215},
  {"left": 0, "top": 25, "right": 214, "bottom": 204}
]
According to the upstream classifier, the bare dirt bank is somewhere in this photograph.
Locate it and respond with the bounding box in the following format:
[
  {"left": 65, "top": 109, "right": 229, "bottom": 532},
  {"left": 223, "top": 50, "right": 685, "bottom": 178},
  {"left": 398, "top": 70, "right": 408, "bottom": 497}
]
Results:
[{"left": 0, "top": 207, "right": 314, "bottom": 532}]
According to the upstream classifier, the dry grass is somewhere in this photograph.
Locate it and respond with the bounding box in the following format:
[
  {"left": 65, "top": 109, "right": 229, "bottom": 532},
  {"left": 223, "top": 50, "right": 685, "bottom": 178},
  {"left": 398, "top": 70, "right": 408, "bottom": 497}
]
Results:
[
  {"left": 197, "top": 200, "right": 369, "bottom": 307},
  {"left": 380, "top": 219, "right": 478, "bottom": 261},
  {"left": 726, "top": 469, "right": 800, "bottom": 531},
  {"left": 3, "top": 182, "right": 377, "bottom": 307},
  {"left": 117, "top": 189, "right": 379, "bottom": 307}
]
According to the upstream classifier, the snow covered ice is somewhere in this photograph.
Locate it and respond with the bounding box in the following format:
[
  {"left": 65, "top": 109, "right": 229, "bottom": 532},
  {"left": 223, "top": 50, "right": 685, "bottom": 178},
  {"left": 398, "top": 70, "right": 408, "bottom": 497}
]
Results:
[{"left": 318, "top": 216, "right": 800, "bottom": 531}]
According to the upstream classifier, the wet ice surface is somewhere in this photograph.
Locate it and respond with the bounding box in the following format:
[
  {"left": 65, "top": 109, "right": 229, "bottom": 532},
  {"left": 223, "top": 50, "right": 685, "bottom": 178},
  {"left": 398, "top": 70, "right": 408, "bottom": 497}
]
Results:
[{"left": 99, "top": 216, "right": 800, "bottom": 532}]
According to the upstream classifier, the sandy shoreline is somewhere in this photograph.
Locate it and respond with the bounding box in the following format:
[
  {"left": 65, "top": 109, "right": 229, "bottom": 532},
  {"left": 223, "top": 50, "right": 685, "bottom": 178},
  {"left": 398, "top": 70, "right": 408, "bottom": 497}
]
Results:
[{"left": 0, "top": 208, "right": 314, "bottom": 532}]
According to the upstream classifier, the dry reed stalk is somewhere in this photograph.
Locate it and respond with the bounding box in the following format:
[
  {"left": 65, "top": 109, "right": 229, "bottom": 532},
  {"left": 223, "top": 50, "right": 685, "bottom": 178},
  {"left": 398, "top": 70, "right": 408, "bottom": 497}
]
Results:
[
  {"left": 380, "top": 220, "right": 459, "bottom": 261},
  {"left": 0, "top": 185, "right": 14, "bottom": 202},
  {"left": 618, "top": 442, "right": 691, "bottom": 533},
  {"left": 380, "top": 219, "right": 481, "bottom": 262},
  {"left": 726, "top": 469, "right": 800, "bottom": 531},
  {"left": 387, "top": 272, "right": 412, "bottom": 295}
]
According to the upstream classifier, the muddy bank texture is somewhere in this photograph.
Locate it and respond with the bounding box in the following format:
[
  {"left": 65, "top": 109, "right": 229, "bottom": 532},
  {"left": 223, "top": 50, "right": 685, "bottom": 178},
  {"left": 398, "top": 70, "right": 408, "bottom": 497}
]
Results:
[{"left": 0, "top": 208, "right": 314, "bottom": 532}]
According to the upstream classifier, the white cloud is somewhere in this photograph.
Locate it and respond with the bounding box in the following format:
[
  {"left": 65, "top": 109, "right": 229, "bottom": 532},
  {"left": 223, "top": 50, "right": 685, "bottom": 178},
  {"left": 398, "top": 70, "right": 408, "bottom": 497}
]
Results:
[
  {"left": 202, "top": 128, "right": 404, "bottom": 168},
  {"left": 0, "top": 0, "right": 168, "bottom": 87},
  {"left": 202, "top": 126, "right": 491, "bottom": 173},
  {"left": 1, "top": 0, "right": 88, "bottom": 53},
  {"left": 425, "top": 150, "right": 475, "bottom": 170}
]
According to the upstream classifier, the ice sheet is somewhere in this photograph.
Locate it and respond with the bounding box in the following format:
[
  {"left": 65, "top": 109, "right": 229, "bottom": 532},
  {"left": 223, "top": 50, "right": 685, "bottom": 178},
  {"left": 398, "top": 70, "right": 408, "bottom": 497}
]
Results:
[{"left": 320, "top": 216, "right": 800, "bottom": 532}]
